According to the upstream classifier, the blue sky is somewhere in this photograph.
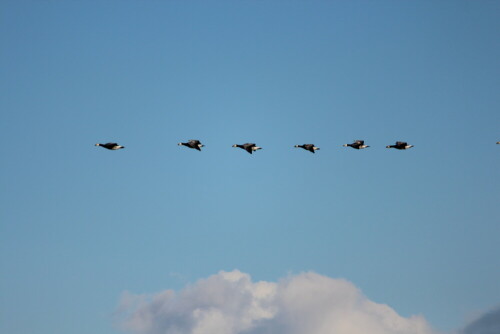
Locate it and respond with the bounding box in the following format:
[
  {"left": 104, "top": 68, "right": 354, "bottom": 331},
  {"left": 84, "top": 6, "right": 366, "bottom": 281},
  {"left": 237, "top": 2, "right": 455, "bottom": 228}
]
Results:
[{"left": 1, "top": 1, "right": 499, "bottom": 334}]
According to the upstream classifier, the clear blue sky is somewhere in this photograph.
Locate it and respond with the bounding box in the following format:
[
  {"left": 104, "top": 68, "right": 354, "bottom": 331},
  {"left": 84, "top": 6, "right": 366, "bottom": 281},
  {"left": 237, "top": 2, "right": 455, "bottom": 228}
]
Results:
[{"left": 1, "top": 1, "right": 499, "bottom": 334}]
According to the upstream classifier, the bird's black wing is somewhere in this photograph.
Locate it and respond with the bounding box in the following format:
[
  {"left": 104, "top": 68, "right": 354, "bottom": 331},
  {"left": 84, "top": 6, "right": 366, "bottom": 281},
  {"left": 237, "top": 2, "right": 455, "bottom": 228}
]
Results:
[
  {"left": 303, "top": 144, "right": 314, "bottom": 153},
  {"left": 242, "top": 143, "right": 254, "bottom": 153}
]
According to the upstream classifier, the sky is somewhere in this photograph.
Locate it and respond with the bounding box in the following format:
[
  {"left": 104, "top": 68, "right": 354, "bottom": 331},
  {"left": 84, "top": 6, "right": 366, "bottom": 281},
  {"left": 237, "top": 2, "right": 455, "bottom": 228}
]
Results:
[{"left": 0, "top": 1, "right": 499, "bottom": 334}]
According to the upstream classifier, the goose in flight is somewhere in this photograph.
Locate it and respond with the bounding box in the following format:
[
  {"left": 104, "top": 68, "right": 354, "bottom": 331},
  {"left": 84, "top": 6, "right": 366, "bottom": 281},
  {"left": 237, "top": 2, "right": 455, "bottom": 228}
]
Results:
[
  {"left": 294, "top": 144, "right": 320, "bottom": 153},
  {"left": 343, "top": 140, "right": 369, "bottom": 149},
  {"left": 232, "top": 143, "right": 262, "bottom": 154},
  {"left": 386, "top": 141, "right": 413, "bottom": 150},
  {"left": 95, "top": 142, "right": 125, "bottom": 150},
  {"left": 178, "top": 139, "right": 204, "bottom": 151}
]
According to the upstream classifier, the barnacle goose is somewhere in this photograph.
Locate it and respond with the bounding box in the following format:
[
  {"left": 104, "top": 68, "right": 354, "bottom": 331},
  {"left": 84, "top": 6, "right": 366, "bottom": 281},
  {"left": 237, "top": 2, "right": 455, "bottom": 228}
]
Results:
[
  {"left": 95, "top": 143, "right": 125, "bottom": 150},
  {"left": 178, "top": 139, "right": 204, "bottom": 151},
  {"left": 232, "top": 143, "right": 262, "bottom": 154},
  {"left": 343, "top": 140, "right": 369, "bottom": 149},
  {"left": 386, "top": 141, "right": 413, "bottom": 150},
  {"left": 294, "top": 144, "right": 320, "bottom": 153}
]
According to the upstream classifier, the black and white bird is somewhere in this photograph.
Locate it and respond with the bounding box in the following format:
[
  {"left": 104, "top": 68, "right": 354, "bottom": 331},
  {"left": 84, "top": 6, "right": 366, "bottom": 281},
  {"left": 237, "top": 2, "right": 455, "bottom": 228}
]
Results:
[
  {"left": 95, "top": 142, "right": 125, "bottom": 150},
  {"left": 294, "top": 144, "right": 320, "bottom": 153},
  {"left": 343, "top": 140, "right": 369, "bottom": 149},
  {"left": 232, "top": 143, "right": 262, "bottom": 154},
  {"left": 386, "top": 141, "right": 413, "bottom": 150},
  {"left": 178, "top": 139, "right": 204, "bottom": 151}
]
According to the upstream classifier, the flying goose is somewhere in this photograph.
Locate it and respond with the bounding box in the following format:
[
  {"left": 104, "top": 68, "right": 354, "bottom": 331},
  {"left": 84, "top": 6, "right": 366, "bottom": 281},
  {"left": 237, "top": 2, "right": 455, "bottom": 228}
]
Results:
[
  {"left": 497, "top": 141, "right": 500, "bottom": 144},
  {"left": 95, "top": 142, "right": 125, "bottom": 150},
  {"left": 178, "top": 139, "right": 204, "bottom": 151},
  {"left": 386, "top": 141, "right": 413, "bottom": 150},
  {"left": 294, "top": 144, "right": 320, "bottom": 153},
  {"left": 343, "top": 140, "right": 369, "bottom": 149},
  {"left": 232, "top": 143, "right": 262, "bottom": 154}
]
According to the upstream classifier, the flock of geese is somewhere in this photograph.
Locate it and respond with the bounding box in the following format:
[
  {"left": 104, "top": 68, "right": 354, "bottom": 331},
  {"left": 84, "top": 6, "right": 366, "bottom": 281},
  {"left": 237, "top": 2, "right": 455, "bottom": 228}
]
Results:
[
  {"left": 96, "top": 140, "right": 500, "bottom": 154},
  {"left": 94, "top": 139, "right": 418, "bottom": 154}
]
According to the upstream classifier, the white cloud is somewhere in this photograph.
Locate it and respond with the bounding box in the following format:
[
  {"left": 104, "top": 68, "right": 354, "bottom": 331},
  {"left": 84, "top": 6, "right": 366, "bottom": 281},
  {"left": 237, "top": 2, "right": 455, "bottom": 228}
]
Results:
[{"left": 116, "top": 270, "right": 437, "bottom": 334}]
